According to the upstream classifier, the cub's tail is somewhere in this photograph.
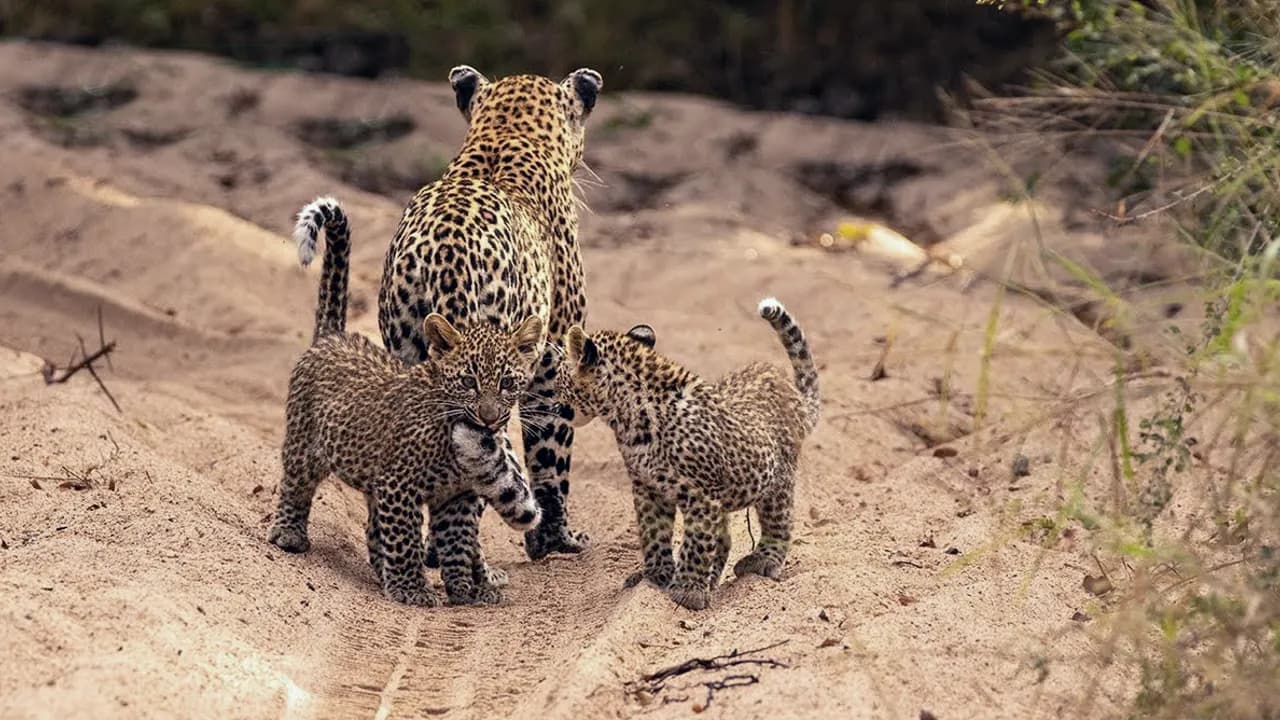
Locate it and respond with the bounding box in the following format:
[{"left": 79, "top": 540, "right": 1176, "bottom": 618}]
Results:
[
  {"left": 758, "top": 297, "right": 820, "bottom": 432},
  {"left": 293, "top": 197, "right": 351, "bottom": 342}
]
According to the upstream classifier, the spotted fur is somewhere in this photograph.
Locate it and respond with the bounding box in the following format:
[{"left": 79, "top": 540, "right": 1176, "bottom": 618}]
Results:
[
  {"left": 556, "top": 298, "right": 820, "bottom": 610},
  {"left": 269, "top": 197, "right": 542, "bottom": 606},
  {"left": 377, "top": 65, "right": 603, "bottom": 564}
]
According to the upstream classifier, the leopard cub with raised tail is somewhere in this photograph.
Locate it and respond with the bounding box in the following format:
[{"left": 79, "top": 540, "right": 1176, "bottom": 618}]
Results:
[
  {"left": 268, "top": 197, "right": 541, "bottom": 607},
  {"left": 555, "top": 298, "right": 820, "bottom": 610}
]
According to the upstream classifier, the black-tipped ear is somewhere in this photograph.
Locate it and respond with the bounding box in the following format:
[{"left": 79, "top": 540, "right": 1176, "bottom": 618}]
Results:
[
  {"left": 626, "top": 324, "right": 656, "bottom": 348},
  {"left": 565, "top": 68, "right": 602, "bottom": 115},
  {"left": 449, "top": 65, "right": 488, "bottom": 116},
  {"left": 581, "top": 337, "right": 599, "bottom": 367}
]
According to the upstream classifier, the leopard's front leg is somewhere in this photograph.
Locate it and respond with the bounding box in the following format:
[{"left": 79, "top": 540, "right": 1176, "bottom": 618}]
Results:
[
  {"left": 429, "top": 493, "right": 501, "bottom": 605},
  {"left": 372, "top": 481, "right": 439, "bottom": 606},
  {"left": 668, "top": 485, "right": 724, "bottom": 611},
  {"left": 623, "top": 480, "right": 675, "bottom": 590}
]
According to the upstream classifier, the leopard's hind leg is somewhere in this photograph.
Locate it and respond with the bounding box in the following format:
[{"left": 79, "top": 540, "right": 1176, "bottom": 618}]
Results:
[
  {"left": 268, "top": 426, "right": 325, "bottom": 553},
  {"left": 520, "top": 349, "right": 589, "bottom": 560},
  {"left": 733, "top": 480, "right": 793, "bottom": 581}
]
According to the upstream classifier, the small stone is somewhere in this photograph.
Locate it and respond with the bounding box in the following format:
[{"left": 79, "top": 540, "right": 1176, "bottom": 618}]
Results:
[{"left": 1012, "top": 454, "right": 1032, "bottom": 478}]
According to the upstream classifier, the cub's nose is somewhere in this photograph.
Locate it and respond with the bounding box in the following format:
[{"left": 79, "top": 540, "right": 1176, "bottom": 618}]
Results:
[{"left": 478, "top": 401, "right": 506, "bottom": 429}]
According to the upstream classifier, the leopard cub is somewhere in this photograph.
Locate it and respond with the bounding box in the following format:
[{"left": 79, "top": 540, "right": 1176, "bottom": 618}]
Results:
[
  {"left": 555, "top": 298, "right": 820, "bottom": 610},
  {"left": 268, "top": 197, "right": 541, "bottom": 607}
]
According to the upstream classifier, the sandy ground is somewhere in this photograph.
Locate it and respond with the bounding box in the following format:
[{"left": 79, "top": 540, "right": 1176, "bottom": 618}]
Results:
[{"left": 0, "top": 42, "right": 1192, "bottom": 719}]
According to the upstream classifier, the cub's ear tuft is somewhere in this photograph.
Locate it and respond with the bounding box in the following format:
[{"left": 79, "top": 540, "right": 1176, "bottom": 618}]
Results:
[
  {"left": 449, "top": 65, "right": 489, "bottom": 117},
  {"left": 626, "top": 324, "right": 656, "bottom": 348},
  {"left": 512, "top": 315, "right": 544, "bottom": 357},
  {"left": 565, "top": 325, "right": 599, "bottom": 368},
  {"left": 564, "top": 68, "right": 603, "bottom": 115},
  {"left": 423, "top": 313, "right": 464, "bottom": 355}
]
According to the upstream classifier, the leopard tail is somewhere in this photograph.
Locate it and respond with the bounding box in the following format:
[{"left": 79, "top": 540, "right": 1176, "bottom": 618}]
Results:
[
  {"left": 293, "top": 197, "right": 351, "bottom": 342},
  {"left": 758, "top": 297, "right": 820, "bottom": 432}
]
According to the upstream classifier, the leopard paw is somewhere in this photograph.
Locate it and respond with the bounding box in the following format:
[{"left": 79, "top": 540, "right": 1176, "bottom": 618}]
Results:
[
  {"left": 524, "top": 524, "right": 589, "bottom": 561},
  {"left": 667, "top": 584, "right": 711, "bottom": 611},
  {"left": 733, "top": 551, "right": 784, "bottom": 580},
  {"left": 383, "top": 582, "right": 441, "bottom": 607},
  {"left": 268, "top": 524, "right": 310, "bottom": 553}
]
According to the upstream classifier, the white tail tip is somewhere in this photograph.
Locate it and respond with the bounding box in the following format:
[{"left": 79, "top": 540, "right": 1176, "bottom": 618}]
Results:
[
  {"left": 758, "top": 297, "right": 783, "bottom": 317},
  {"left": 292, "top": 196, "right": 339, "bottom": 267}
]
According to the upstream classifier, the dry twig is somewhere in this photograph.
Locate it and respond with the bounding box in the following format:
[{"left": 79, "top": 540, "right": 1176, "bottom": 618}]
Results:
[
  {"left": 41, "top": 306, "right": 121, "bottom": 412},
  {"left": 626, "top": 640, "right": 789, "bottom": 710}
]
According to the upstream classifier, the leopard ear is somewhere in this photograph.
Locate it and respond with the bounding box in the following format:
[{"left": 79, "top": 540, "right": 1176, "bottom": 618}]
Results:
[
  {"left": 565, "top": 326, "right": 598, "bottom": 368},
  {"left": 626, "top": 324, "right": 656, "bottom": 348},
  {"left": 423, "top": 313, "right": 463, "bottom": 354},
  {"left": 449, "top": 65, "right": 489, "bottom": 118},
  {"left": 512, "top": 315, "right": 543, "bottom": 358},
  {"left": 562, "top": 68, "right": 602, "bottom": 116}
]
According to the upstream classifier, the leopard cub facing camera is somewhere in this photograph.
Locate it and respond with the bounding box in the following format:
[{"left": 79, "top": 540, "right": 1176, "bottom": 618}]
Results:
[
  {"left": 555, "top": 298, "right": 820, "bottom": 610},
  {"left": 268, "top": 197, "right": 541, "bottom": 607}
]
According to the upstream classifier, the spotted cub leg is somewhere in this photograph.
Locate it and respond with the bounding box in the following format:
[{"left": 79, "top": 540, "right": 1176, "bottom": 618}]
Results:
[
  {"left": 365, "top": 493, "right": 385, "bottom": 584},
  {"left": 668, "top": 486, "right": 724, "bottom": 611},
  {"left": 708, "top": 513, "right": 731, "bottom": 591},
  {"left": 429, "top": 494, "right": 501, "bottom": 605},
  {"left": 623, "top": 483, "right": 675, "bottom": 590},
  {"left": 734, "top": 482, "right": 794, "bottom": 580},
  {"left": 268, "top": 429, "right": 325, "bottom": 553},
  {"left": 372, "top": 482, "right": 440, "bottom": 606}
]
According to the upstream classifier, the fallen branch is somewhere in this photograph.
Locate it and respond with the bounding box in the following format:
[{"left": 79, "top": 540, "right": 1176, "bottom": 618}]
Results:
[
  {"left": 42, "top": 306, "right": 121, "bottom": 413},
  {"left": 626, "top": 640, "right": 789, "bottom": 711}
]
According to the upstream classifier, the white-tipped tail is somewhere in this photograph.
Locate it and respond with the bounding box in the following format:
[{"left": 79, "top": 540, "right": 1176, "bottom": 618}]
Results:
[
  {"left": 758, "top": 297, "right": 783, "bottom": 318},
  {"left": 757, "top": 296, "right": 820, "bottom": 432},
  {"left": 291, "top": 196, "right": 352, "bottom": 341},
  {"left": 293, "top": 196, "right": 340, "bottom": 267}
]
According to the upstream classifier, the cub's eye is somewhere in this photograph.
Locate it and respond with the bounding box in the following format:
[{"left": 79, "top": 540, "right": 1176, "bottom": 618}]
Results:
[
  {"left": 499, "top": 377, "right": 515, "bottom": 391},
  {"left": 460, "top": 376, "right": 478, "bottom": 390}
]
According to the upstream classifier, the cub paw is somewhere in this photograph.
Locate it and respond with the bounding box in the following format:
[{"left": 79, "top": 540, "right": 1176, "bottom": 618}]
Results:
[
  {"left": 524, "top": 525, "right": 590, "bottom": 561},
  {"left": 268, "top": 524, "right": 310, "bottom": 553},
  {"left": 475, "top": 563, "right": 509, "bottom": 588},
  {"left": 667, "top": 585, "right": 711, "bottom": 611},
  {"left": 623, "top": 564, "right": 673, "bottom": 590},
  {"left": 445, "top": 580, "right": 504, "bottom": 606},
  {"left": 733, "top": 551, "right": 784, "bottom": 580},
  {"left": 383, "top": 583, "right": 442, "bottom": 607}
]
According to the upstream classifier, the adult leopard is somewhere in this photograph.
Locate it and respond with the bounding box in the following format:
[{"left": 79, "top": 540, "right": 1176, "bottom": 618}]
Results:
[{"left": 378, "top": 65, "right": 601, "bottom": 563}]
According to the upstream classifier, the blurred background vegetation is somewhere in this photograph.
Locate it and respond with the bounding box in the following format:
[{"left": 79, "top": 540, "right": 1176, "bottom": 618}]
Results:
[
  {"left": 974, "top": 2, "right": 1280, "bottom": 718},
  {"left": 0, "top": 0, "right": 1058, "bottom": 121}
]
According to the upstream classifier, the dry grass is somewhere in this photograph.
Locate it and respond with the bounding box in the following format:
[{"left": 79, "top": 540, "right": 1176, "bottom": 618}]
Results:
[{"left": 966, "top": 1, "right": 1280, "bottom": 717}]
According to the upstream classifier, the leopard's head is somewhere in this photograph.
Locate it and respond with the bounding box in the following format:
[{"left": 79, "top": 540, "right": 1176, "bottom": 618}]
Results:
[
  {"left": 423, "top": 313, "right": 543, "bottom": 432},
  {"left": 556, "top": 324, "right": 657, "bottom": 428},
  {"left": 448, "top": 65, "right": 602, "bottom": 172}
]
